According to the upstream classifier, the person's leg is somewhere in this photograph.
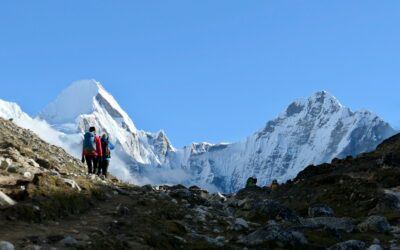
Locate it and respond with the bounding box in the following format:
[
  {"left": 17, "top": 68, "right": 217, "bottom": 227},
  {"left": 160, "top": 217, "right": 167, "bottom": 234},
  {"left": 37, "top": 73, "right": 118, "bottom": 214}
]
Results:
[
  {"left": 93, "top": 156, "right": 98, "bottom": 175},
  {"left": 95, "top": 157, "right": 102, "bottom": 175},
  {"left": 102, "top": 160, "right": 109, "bottom": 177},
  {"left": 85, "top": 155, "right": 93, "bottom": 174}
]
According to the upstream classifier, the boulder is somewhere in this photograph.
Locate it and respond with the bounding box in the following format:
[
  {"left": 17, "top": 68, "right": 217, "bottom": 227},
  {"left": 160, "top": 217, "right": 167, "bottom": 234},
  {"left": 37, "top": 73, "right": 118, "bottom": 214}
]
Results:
[
  {"left": 63, "top": 179, "right": 82, "bottom": 192},
  {"left": 24, "top": 172, "right": 32, "bottom": 179},
  {"left": 59, "top": 236, "right": 78, "bottom": 247},
  {"left": 237, "top": 199, "right": 300, "bottom": 223},
  {"left": 0, "top": 158, "right": 12, "bottom": 170},
  {"left": 6, "top": 165, "right": 18, "bottom": 174},
  {"left": 300, "top": 217, "right": 355, "bottom": 233},
  {"left": 0, "top": 191, "right": 17, "bottom": 207},
  {"left": 368, "top": 238, "right": 382, "bottom": 250},
  {"left": 233, "top": 218, "right": 249, "bottom": 231},
  {"left": 238, "top": 224, "right": 308, "bottom": 247},
  {"left": 328, "top": 240, "right": 366, "bottom": 250},
  {"left": 308, "top": 204, "right": 334, "bottom": 217},
  {"left": 0, "top": 241, "right": 14, "bottom": 250},
  {"left": 357, "top": 216, "right": 391, "bottom": 233},
  {"left": 170, "top": 188, "right": 192, "bottom": 200}
]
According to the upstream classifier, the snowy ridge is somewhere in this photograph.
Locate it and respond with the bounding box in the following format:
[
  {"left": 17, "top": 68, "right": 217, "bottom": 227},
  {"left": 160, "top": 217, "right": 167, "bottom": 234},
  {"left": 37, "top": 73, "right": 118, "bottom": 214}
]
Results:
[{"left": 165, "top": 91, "right": 396, "bottom": 192}]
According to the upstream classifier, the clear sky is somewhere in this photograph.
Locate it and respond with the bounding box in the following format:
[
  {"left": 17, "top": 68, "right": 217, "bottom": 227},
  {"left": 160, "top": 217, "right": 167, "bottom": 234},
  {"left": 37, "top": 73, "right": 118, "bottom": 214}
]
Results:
[{"left": 0, "top": 1, "right": 400, "bottom": 147}]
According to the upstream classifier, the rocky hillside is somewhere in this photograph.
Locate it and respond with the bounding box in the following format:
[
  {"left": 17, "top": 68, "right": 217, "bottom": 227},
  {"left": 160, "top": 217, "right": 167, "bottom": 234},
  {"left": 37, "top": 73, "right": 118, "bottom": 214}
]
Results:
[{"left": 0, "top": 117, "right": 400, "bottom": 249}]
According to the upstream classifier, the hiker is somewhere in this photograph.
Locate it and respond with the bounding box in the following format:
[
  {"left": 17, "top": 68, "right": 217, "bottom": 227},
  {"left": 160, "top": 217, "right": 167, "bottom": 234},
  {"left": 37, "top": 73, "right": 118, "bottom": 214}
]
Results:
[
  {"left": 99, "top": 134, "right": 115, "bottom": 177},
  {"left": 81, "top": 126, "right": 102, "bottom": 174},
  {"left": 270, "top": 179, "right": 279, "bottom": 191},
  {"left": 246, "top": 177, "right": 257, "bottom": 188}
]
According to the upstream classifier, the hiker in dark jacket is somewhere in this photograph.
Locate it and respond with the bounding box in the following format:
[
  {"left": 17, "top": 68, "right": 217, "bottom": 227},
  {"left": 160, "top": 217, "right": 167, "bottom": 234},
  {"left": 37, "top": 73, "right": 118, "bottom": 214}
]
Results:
[
  {"left": 81, "top": 127, "right": 102, "bottom": 174},
  {"left": 99, "top": 134, "right": 114, "bottom": 177}
]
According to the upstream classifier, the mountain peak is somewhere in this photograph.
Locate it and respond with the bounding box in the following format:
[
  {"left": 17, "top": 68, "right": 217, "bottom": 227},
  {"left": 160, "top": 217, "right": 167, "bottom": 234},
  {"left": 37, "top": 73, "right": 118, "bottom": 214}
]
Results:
[
  {"left": 308, "top": 90, "right": 343, "bottom": 108},
  {"left": 284, "top": 91, "right": 343, "bottom": 118},
  {"left": 69, "top": 79, "right": 103, "bottom": 93},
  {"left": 39, "top": 79, "right": 127, "bottom": 126},
  {"left": 39, "top": 80, "right": 103, "bottom": 124}
]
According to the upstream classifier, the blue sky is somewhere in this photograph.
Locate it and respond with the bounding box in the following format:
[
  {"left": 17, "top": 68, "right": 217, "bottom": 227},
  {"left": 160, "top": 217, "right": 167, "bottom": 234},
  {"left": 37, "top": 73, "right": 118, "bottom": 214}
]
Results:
[{"left": 1, "top": 1, "right": 400, "bottom": 147}]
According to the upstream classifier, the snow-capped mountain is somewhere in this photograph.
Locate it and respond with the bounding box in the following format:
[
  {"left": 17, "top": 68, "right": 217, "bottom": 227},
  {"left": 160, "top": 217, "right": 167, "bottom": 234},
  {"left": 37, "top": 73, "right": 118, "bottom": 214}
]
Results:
[
  {"left": 167, "top": 91, "right": 396, "bottom": 192},
  {"left": 39, "top": 80, "right": 175, "bottom": 170},
  {"left": 1, "top": 81, "right": 397, "bottom": 192}
]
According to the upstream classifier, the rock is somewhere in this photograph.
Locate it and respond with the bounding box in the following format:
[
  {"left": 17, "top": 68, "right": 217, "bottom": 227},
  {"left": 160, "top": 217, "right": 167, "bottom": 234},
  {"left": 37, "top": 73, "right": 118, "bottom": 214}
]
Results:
[
  {"left": 0, "top": 158, "right": 12, "bottom": 170},
  {"left": 27, "top": 159, "right": 40, "bottom": 168},
  {"left": 22, "top": 246, "right": 41, "bottom": 250},
  {"left": 0, "top": 241, "right": 14, "bottom": 250},
  {"left": 59, "top": 236, "right": 78, "bottom": 247},
  {"left": 78, "top": 234, "right": 90, "bottom": 241},
  {"left": 0, "top": 191, "right": 17, "bottom": 207},
  {"left": 170, "top": 188, "right": 192, "bottom": 199},
  {"left": 328, "top": 240, "right": 366, "bottom": 250},
  {"left": 212, "top": 192, "right": 227, "bottom": 202},
  {"left": 24, "top": 172, "right": 32, "bottom": 179},
  {"left": 391, "top": 243, "right": 400, "bottom": 250},
  {"left": 357, "top": 216, "right": 391, "bottom": 233},
  {"left": 237, "top": 198, "right": 251, "bottom": 208},
  {"left": 372, "top": 239, "right": 380, "bottom": 245},
  {"left": 191, "top": 233, "right": 224, "bottom": 247},
  {"left": 238, "top": 224, "right": 308, "bottom": 247},
  {"left": 142, "top": 184, "right": 153, "bottom": 192},
  {"left": 300, "top": 217, "right": 355, "bottom": 233},
  {"left": 194, "top": 206, "right": 208, "bottom": 223},
  {"left": 113, "top": 187, "right": 130, "bottom": 196},
  {"left": 368, "top": 239, "right": 382, "bottom": 250},
  {"left": 116, "top": 205, "right": 130, "bottom": 216},
  {"left": 215, "top": 236, "right": 225, "bottom": 242},
  {"left": 49, "top": 170, "right": 61, "bottom": 177},
  {"left": 308, "top": 204, "right": 334, "bottom": 217},
  {"left": 6, "top": 165, "right": 18, "bottom": 173},
  {"left": 236, "top": 199, "right": 300, "bottom": 223},
  {"left": 233, "top": 218, "right": 249, "bottom": 231},
  {"left": 63, "top": 179, "right": 82, "bottom": 191}
]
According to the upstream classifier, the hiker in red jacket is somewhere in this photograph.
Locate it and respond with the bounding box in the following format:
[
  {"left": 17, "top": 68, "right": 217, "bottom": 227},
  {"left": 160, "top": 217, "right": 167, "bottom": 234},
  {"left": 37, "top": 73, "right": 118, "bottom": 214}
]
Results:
[{"left": 81, "top": 126, "right": 103, "bottom": 174}]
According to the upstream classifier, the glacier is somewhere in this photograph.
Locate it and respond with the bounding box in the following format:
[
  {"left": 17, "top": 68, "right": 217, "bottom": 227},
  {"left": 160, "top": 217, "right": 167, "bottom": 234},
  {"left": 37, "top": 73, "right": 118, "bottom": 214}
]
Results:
[{"left": 1, "top": 80, "right": 397, "bottom": 192}]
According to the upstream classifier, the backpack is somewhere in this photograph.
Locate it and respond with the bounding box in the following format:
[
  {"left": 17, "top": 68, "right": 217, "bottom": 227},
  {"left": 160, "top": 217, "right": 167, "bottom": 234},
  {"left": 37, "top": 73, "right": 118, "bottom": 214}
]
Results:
[
  {"left": 101, "top": 137, "right": 111, "bottom": 159},
  {"left": 83, "top": 132, "right": 96, "bottom": 153}
]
